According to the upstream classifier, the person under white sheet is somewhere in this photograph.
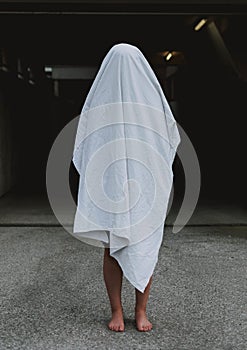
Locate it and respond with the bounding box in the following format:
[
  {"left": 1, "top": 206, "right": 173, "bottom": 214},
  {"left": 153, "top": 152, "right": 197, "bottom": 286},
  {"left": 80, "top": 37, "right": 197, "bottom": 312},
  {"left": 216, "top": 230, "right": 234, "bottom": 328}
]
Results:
[{"left": 72, "top": 42, "right": 181, "bottom": 332}]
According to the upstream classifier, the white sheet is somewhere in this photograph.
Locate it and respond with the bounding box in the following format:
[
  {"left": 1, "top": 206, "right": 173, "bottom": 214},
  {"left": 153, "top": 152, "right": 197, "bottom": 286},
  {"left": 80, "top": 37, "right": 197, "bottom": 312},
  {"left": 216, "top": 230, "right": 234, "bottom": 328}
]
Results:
[{"left": 72, "top": 43, "right": 181, "bottom": 293}]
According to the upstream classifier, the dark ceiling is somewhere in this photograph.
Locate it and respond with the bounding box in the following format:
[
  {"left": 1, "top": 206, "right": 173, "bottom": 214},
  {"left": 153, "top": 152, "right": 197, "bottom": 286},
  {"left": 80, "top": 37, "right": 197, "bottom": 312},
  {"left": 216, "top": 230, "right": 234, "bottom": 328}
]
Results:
[{"left": 0, "top": 13, "right": 246, "bottom": 67}]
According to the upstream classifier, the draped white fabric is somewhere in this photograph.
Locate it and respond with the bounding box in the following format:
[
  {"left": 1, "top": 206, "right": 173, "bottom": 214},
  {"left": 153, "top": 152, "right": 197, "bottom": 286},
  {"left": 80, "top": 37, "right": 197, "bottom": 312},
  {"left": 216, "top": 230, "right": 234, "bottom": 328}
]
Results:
[{"left": 72, "top": 43, "right": 181, "bottom": 293}]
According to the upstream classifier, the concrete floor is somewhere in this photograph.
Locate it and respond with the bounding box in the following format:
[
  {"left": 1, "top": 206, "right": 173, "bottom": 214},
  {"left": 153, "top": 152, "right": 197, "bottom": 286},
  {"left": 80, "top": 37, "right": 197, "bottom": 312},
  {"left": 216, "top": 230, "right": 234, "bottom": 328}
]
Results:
[{"left": 0, "top": 191, "right": 246, "bottom": 349}]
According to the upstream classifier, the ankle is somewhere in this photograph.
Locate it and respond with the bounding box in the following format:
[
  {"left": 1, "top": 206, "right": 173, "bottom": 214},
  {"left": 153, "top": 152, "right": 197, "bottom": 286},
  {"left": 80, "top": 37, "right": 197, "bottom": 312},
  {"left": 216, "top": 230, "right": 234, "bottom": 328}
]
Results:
[
  {"left": 111, "top": 307, "right": 123, "bottom": 314},
  {"left": 135, "top": 306, "right": 146, "bottom": 313}
]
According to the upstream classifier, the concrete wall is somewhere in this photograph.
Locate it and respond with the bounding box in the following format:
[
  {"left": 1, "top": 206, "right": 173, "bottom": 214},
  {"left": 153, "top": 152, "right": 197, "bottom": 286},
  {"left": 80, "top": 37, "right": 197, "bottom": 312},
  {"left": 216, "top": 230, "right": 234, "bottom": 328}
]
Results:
[
  {"left": 0, "top": 64, "right": 86, "bottom": 198},
  {"left": 0, "top": 73, "right": 18, "bottom": 197},
  {"left": 1, "top": 0, "right": 246, "bottom": 3},
  {"left": 0, "top": 71, "right": 55, "bottom": 197}
]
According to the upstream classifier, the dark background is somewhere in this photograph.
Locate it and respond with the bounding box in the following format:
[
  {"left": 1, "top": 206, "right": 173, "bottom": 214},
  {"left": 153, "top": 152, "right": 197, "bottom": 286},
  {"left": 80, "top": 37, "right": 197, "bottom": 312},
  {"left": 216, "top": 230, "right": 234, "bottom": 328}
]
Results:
[{"left": 0, "top": 1, "right": 246, "bottom": 205}]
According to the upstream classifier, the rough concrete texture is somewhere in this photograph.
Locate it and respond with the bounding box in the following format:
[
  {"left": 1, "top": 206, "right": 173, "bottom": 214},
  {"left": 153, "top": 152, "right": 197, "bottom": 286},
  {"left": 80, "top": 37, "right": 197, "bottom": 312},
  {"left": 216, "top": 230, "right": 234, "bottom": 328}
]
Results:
[{"left": 0, "top": 225, "right": 246, "bottom": 350}]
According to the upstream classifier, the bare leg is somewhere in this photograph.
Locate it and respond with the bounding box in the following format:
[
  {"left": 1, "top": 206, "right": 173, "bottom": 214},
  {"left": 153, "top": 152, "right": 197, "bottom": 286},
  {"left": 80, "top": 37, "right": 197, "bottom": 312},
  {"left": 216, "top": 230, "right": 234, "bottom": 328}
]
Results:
[
  {"left": 135, "top": 275, "right": 153, "bottom": 331},
  {"left": 103, "top": 247, "right": 125, "bottom": 331}
]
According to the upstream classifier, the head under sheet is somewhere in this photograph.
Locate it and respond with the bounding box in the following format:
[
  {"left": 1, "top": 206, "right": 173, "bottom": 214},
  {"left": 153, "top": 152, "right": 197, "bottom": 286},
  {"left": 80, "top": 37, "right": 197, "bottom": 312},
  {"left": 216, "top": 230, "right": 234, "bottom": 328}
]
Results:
[{"left": 72, "top": 42, "right": 181, "bottom": 253}]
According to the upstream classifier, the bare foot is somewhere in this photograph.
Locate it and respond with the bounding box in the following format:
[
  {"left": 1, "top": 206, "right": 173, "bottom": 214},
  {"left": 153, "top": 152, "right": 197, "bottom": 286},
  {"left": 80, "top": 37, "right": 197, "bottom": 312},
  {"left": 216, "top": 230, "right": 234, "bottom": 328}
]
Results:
[
  {"left": 108, "top": 309, "right": 125, "bottom": 332},
  {"left": 135, "top": 309, "right": 153, "bottom": 332}
]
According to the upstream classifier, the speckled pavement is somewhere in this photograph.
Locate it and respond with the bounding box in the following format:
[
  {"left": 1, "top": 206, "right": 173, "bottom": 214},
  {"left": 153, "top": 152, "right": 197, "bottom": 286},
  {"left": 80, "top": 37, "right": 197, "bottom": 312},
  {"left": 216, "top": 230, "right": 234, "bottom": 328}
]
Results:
[{"left": 0, "top": 225, "right": 246, "bottom": 350}]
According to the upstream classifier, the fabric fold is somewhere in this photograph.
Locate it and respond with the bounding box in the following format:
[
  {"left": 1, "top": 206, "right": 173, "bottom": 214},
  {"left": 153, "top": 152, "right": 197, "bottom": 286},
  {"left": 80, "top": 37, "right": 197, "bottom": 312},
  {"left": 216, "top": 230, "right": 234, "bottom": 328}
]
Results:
[{"left": 71, "top": 43, "right": 181, "bottom": 292}]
